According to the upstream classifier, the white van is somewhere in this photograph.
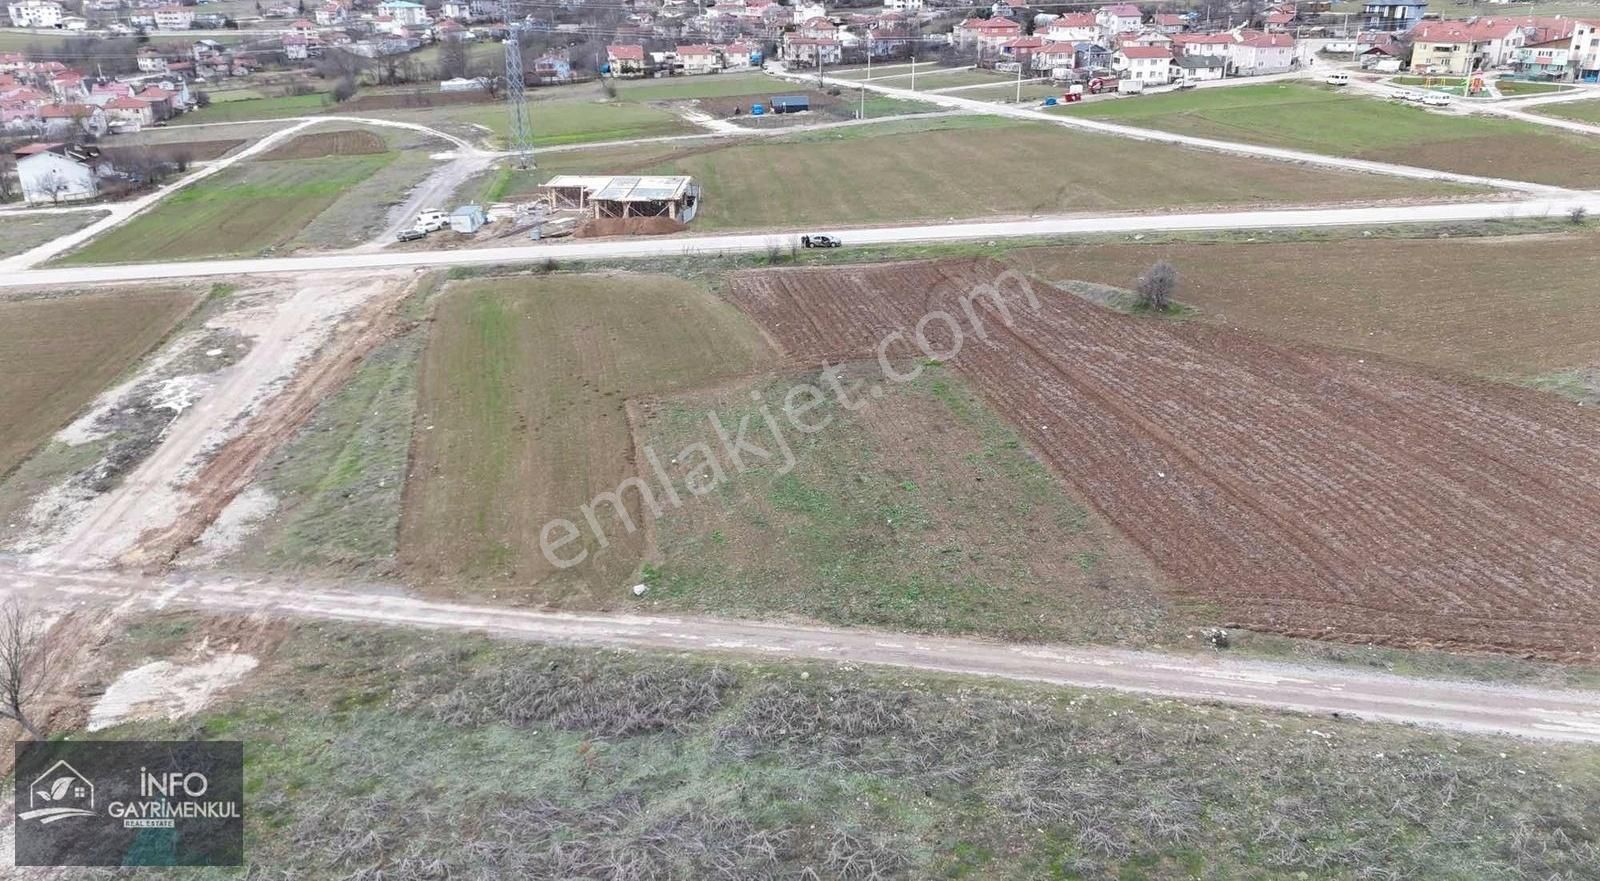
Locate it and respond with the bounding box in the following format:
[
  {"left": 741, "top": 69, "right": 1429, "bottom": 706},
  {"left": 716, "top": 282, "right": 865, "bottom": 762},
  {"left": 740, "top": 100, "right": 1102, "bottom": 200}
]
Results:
[
  {"left": 1421, "top": 92, "right": 1453, "bottom": 107},
  {"left": 413, "top": 209, "right": 449, "bottom": 232},
  {"left": 1325, "top": 72, "right": 1351, "bottom": 86}
]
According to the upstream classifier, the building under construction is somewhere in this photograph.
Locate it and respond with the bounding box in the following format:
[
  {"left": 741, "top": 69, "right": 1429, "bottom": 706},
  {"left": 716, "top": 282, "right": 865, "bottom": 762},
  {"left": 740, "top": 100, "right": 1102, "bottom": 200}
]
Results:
[{"left": 537, "top": 175, "right": 701, "bottom": 222}]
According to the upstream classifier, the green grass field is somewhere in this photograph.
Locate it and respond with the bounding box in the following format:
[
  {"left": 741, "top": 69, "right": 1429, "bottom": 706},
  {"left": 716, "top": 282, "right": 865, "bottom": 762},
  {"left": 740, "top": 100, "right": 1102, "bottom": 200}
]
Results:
[
  {"left": 0, "top": 209, "right": 106, "bottom": 259},
  {"left": 86, "top": 615, "right": 1600, "bottom": 880},
  {"left": 400, "top": 273, "right": 774, "bottom": 597},
  {"left": 0, "top": 288, "right": 199, "bottom": 479},
  {"left": 639, "top": 369, "right": 1175, "bottom": 643},
  {"left": 173, "top": 92, "right": 332, "bottom": 125},
  {"left": 1535, "top": 97, "right": 1600, "bottom": 124},
  {"left": 348, "top": 98, "right": 697, "bottom": 147},
  {"left": 872, "top": 66, "right": 1017, "bottom": 91},
  {"left": 1495, "top": 79, "right": 1570, "bottom": 95},
  {"left": 56, "top": 152, "right": 394, "bottom": 264},
  {"left": 614, "top": 72, "right": 777, "bottom": 100},
  {"left": 1054, "top": 82, "right": 1600, "bottom": 188},
  {"left": 509, "top": 117, "right": 1473, "bottom": 230}
]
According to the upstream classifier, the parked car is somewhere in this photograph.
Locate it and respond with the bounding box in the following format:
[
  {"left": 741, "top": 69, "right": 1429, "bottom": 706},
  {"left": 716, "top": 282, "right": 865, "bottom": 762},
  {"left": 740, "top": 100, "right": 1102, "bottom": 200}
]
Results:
[
  {"left": 1325, "top": 72, "right": 1351, "bottom": 86},
  {"left": 801, "top": 234, "right": 841, "bottom": 248},
  {"left": 1421, "top": 92, "right": 1453, "bottom": 107},
  {"left": 396, "top": 228, "right": 427, "bottom": 242}
]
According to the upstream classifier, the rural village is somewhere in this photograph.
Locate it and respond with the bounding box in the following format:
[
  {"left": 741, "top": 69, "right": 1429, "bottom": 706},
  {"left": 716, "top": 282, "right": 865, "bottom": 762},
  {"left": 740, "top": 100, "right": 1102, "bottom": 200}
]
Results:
[{"left": 2, "top": 0, "right": 1600, "bottom": 875}]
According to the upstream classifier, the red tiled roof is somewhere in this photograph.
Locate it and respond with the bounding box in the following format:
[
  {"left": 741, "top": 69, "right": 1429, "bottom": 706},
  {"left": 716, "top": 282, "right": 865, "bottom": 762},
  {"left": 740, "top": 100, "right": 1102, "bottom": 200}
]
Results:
[
  {"left": 959, "top": 16, "right": 1022, "bottom": 31},
  {"left": 13, "top": 141, "right": 61, "bottom": 155},
  {"left": 1236, "top": 30, "right": 1293, "bottom": 48},
  {"left": 1155, "top": 13, "right": 1185, "bottom": 24},
  {"left": 1050, "top": 12, "right": 1096, "bottom": 27},
  {"left": 608, "top": 43, "right": 645, "bottom": 60},
  {"left": 106, "top": 96, "right": 150, "bottom": 110},
  {"left": 1003, "top": 36, "right": 1045, "bottom": 49},
  {"left": 1101, "top": 3, "right": 1141, "bottom": 17},
  {"left": 1119, "top": 45, "right": 1171, "bottom": 58},
  {"left": 676, "top": 44, "right": 716, "bottom": 55}
]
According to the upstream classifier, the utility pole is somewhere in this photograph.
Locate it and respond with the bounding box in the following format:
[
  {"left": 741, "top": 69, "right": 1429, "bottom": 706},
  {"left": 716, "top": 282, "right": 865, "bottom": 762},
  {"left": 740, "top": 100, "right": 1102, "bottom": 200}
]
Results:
[
  {"left": 910, "top": 54, "right": 916, "bottom": 90},
  {"left": 504, "top": 21, "right": 534, "bottom": 169},
  {"left": 1015, "top": 57, "right": 1022, "bottom": 102}
]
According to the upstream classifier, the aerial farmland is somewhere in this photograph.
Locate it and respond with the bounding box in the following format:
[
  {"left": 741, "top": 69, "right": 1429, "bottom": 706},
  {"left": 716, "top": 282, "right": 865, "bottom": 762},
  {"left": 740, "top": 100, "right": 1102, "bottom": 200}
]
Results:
[{"left": 3, "top": 4, "right": 1600, "bottom": 877}]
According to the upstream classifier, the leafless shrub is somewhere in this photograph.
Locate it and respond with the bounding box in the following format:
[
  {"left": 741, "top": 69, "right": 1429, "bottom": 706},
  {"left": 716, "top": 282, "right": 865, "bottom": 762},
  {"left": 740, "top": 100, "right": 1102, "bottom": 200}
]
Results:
[
  {"left": 408, "top": 653, "right": 737, "bottom": 737},
  {"left": 0, "top": 599, "right": 54, "bottom": 739},
  {"left": 822, "top": 828, "right": 910, "bottom": 881},
  {"left": 1135, "top": 260, "right": 1178, "bottom": 312},
  {"left": 1570, "top": 206, "right": 1587, "bottom": 225}
]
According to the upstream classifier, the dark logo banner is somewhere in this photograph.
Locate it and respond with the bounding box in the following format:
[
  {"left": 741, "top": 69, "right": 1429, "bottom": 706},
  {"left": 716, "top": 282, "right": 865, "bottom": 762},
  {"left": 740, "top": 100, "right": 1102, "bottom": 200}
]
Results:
[{"left": 14, "top": 740, "right": 243, "bottom": 867}]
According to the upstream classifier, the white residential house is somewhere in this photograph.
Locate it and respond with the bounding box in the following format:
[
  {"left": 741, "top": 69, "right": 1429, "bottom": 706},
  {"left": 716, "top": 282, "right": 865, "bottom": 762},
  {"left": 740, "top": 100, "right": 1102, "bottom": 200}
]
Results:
[
  {"left": 377, "top": 0, "right": 428, "bottom": 27},
  {"left": 154, "top": 5, "right": 194, "bottom": 30},
  {"left": 1229, "top": 30, "right": 1296, "bottom": 75},
  {"left": 954, "top": 16, "right": 1023, "bottom": 53},
  {"left": 1173, "top": 52, "right": 1225, "bottom": 84},
  {"left": 439, "top": 0, "right": 469, "bottom": 20},
  {"left": 676, "top": 44, "right": 721, "bottom": 74},
  {"left": 1095, "top": 3, "right": 1142, "bottom": 34},
  {"left": 7, "top": 0, "right": 63, "bottom": 28},
  {"left": 1043, "top": 12, "right": 1100, "bottom": 44},
  {"left": 137, "top": 48, "right": 169, "bottom": 72},
  {"left": 283, "top": 33, "right": 310, "bottom": 60},
  {"left": 104, "top": 94, "right": 154, "bottom": 130},
  {"left": 1571, "top": 19, "right": 1599, "bottom": 82},
  {"left": 791, "top": 0, "right": 825, "bottom": 24},
  {"left": 1030, "top": 40, "right": 1078, "bottom": 77},
  {"left": 39, "top": 103, "right": 106, "bottom": 137},
  {"left": 780, "top": 34, "right": 842, "bottom": 65},
  {"left": 1113, "top": 45, "right": 1173, "bottom": 83},
  {"left": 884, "top": 0, "right": 922, "bottom": 11},
  {"left": 314, "top": 2, "right": 346, "bottom": 25},
  {"left": 16, "top": 143, "right": 104, "bottom": 204}
]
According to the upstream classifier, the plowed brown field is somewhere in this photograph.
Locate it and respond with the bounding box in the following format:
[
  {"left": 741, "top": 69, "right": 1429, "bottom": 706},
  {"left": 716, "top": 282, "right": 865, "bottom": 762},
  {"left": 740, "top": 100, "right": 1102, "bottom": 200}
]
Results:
[{"left": 725, "top": 259, "right": 1600, "bottom": 661}]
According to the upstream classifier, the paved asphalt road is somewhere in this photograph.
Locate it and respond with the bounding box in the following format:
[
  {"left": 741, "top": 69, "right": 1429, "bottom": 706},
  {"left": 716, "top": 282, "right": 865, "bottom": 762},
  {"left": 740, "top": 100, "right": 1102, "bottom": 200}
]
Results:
[
  {"left": 5, "top": 195, "right": 1597, "bottom": 287},
  {"left": 5, "top": 564, "right": 1598, "bottom": 743}
]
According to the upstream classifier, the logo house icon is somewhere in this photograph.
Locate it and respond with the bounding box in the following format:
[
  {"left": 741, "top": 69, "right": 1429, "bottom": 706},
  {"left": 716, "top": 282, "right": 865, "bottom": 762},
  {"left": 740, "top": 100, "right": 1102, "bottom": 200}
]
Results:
[{"left": 19, "top": 760, "right": 97, "bottom": 824}]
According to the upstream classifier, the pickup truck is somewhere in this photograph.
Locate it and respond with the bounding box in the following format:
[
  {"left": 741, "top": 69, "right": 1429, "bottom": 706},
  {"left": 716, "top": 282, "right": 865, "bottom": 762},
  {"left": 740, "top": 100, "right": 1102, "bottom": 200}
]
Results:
[{"left": 801, "top": 234, "right": 841, "bottom": 248}]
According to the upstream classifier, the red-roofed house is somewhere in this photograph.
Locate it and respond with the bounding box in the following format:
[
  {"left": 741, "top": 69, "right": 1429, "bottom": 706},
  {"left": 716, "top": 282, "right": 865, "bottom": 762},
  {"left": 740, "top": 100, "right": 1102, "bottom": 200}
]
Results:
[
  {"left": 39, "top": 102, "right": 106, "bottom": 137},
  {"left": 1409, "top": 18, "right": 1527, "bottom": 74},
  {"left": 676, "top": 44, "right": 720, "bottom": 74},
  {"left": 1153, "top": 13, "right": 1188, "bottom": 34},
  {"left": 1043, "top": 12, "right": 1099, "bottom": 43},
  {"left": 1000, "top": 35, "right": 1045, "bottom": 64},
  {"left": 1096, "top": 3, "right": 1142, "bottom": 33},
  {"left": 780, "top": 34, "right": 842, "bottom": 65},
  {"left": 955, "top": 16, "right": 1023, "bottom": 53},
  {"left": 1113, "top": 44, "right": 1173, "bottom": 83},
  {"left": 607, "top": 44, "right": 646, "bottom": 77},
  {"left": 1230, "top": 30, "right": 1296, "bottom": 74},
  {"left": 797, "top": 17, "right": 836, "bottom": 39},
  {"left": 104, "top": 95, "right": 154, "bottom": 130},
  {"left": 1030, "top": 41, "right": 1079, "bottom": 77}
]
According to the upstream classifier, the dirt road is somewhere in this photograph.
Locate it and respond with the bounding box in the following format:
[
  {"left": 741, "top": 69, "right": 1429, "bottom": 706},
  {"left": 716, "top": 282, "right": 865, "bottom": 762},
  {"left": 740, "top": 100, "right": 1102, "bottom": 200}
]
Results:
[
  {"left": 3, "top": 564, "right": 1598, "bottom": 743},
  {"left": 31, "top": 271, "right": 411, "bottom": 570},
  {"left": 7, "top": 196, "right": 1599, "bottom": 288}
]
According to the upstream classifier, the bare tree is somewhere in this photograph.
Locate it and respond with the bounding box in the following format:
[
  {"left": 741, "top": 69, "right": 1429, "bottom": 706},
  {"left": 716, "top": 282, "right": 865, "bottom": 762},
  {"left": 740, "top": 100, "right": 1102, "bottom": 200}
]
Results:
[
  {"left": 332, "top": 75, "right": 358, "bottom": 103},
  {"left": 438, "top": 35, "right": 470, "bottom": 80},
  {"left": 1135, "top": 260, "right": 1178, "bottom": 312},
  {"left": 0, "top": 600, "right": 55, "bottom": 740},
  {"left": 0, "top": 154, "right": 16, "bottom": 203}
]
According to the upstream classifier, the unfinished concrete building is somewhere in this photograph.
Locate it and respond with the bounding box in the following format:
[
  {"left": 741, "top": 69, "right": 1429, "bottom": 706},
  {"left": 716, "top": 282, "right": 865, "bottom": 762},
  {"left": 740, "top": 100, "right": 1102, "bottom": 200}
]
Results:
[{"left": 537, "top": 175, "right": 701, "bottom": 222}]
